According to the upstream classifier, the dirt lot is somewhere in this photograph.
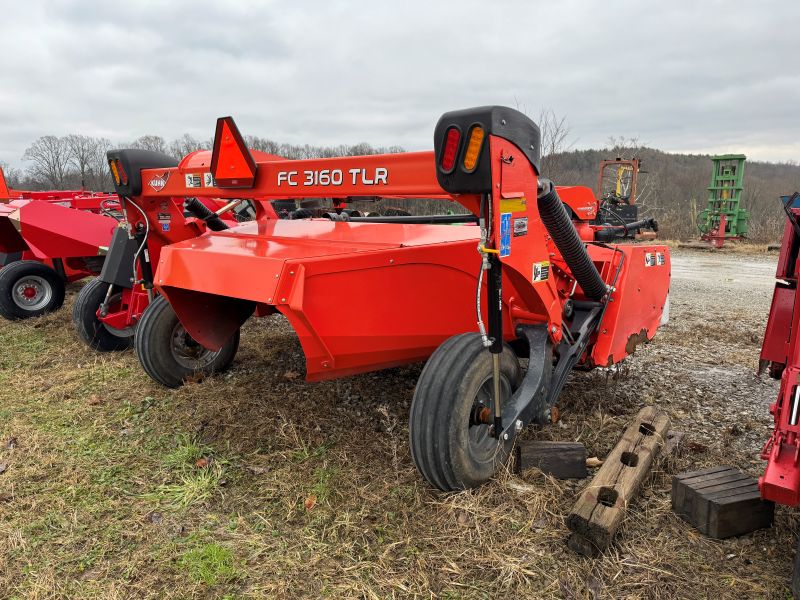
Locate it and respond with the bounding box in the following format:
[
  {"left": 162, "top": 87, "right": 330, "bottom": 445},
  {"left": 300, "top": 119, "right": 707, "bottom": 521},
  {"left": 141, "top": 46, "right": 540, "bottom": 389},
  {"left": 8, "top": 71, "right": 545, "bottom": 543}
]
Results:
[{"left": 0, "top": 247, "right": 795, "bottom": 599}]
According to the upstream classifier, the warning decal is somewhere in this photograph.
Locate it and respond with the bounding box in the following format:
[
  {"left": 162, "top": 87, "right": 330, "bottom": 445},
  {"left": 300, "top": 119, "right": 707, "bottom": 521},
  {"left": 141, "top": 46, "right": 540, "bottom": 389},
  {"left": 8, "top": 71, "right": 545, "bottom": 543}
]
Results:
[
  {"left": 185, "top": 174, "right": 202, "bottom": 188},
  {"left": 532, "top": 261, "right": 550, "bottom": 282},
  {"left": 499, "top": 196, "right": 527, "bottom": 213},
  {"left": 513, "top": 217, "right": 528, "bottom": 237},
  {"left": 645, "top": 252, "right": 656, "bottom": 267}
]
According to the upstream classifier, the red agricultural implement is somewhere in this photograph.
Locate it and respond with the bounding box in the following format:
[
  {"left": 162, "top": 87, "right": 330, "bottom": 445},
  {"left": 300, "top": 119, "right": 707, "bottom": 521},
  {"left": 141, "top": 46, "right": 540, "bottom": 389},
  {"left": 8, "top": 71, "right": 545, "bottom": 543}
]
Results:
[
  {"left": 71, "top": 149, "right": 280, "bottom": 352},
  {"left": 0, "top": 168, "right": 121, "bottom": 320},
  {"left": 758, "top": 192, "right": 800, "bottom": 593},
  {"left": 104, "top": 106, "right": 669, "bottom": 490}
]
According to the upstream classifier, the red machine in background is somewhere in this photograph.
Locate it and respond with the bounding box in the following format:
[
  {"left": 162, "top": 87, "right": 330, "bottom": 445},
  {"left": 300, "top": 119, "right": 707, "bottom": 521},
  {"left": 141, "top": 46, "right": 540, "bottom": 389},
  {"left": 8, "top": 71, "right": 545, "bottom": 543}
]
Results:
[
  {"left": 758, "top": 192, "right": 800, "bottom": 596},
  {"left": 106, "top": 106, "right": 670, "bottom": 491},
  {"left": 759, "top": 193, "right": 800, "bottom": 505},
  {"left": 0, "top": 167, "right": 120, "bottom": 320}
]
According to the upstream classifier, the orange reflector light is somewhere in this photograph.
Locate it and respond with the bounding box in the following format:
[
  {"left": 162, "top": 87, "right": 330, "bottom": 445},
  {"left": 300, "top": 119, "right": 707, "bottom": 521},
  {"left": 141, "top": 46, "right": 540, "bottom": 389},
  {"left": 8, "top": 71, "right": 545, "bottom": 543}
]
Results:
[
  {"left": 211, "top": 116, "right": 257, "bottom": 188},
  {"left": 462, "top": 126, "right": 485, "bottom": 171},
  {"left": 115, "top": 159, "right": 128, "bottom": 185},
  {"left": 109, "top": 159, "right": 121, "bottom": 185},
  {"left": 440, "top": 127, "right": 461, "bottom": 172}
]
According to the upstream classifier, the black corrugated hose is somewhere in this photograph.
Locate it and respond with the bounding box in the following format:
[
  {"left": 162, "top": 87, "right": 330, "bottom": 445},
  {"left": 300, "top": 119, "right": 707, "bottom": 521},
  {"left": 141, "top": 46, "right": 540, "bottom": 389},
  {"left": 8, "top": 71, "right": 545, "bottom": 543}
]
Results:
[
  {"left": 537, "top": 179, "right": 607, "bottom": 300},
  {"left": 184, "top": 198, "right": 229, "bottom": 231}
]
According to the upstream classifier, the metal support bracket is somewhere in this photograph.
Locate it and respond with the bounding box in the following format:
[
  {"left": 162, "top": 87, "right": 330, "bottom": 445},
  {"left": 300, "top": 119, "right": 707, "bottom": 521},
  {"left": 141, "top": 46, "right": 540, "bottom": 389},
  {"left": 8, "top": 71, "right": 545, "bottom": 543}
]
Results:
[{"left": 499, "top": 324, "right": 552, "bottom": 438}]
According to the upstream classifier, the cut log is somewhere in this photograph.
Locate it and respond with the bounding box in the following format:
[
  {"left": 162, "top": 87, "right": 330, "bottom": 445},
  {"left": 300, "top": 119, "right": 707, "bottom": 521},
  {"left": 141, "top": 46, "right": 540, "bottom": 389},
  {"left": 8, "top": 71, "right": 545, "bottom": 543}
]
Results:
[
  {"left": 516, "top": 441, "right": 588, "bottom": 479},
  {"left": 672, "top": 466, "right": 774, "bottom": 538},
  {"left": 566, "top": 406, "right": 670, "bottom": 555}
]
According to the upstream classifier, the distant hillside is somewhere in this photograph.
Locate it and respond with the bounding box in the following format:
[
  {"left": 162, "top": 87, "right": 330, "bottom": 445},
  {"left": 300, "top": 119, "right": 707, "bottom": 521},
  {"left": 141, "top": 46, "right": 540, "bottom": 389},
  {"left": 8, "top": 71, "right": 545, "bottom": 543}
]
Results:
[{"left": 546, "top": 147, "right": 800, "bottom": 241}]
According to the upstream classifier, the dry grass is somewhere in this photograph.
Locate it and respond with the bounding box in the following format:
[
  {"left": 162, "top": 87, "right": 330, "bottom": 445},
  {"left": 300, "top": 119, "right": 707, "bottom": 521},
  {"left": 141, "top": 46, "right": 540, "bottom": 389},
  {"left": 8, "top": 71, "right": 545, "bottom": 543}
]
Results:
[{"left": 0, "top": 274, "right": 796, "bottom": 598}]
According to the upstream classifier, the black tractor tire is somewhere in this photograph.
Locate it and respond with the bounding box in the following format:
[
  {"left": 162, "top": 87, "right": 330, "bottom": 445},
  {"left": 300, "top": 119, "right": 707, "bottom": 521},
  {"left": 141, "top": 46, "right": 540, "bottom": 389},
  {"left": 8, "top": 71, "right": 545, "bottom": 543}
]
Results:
[
  {"left": 134, "top": 295, "right": 239, "bottom": 388},
  {"left": 0, "top": 260, "right": 65, "bottom": 320},
  {"left": 409, "top": 333, "right": 522, "bottom": 491},
  {"left": 72, "top": 278, "right": 135, "bottom": 352}
]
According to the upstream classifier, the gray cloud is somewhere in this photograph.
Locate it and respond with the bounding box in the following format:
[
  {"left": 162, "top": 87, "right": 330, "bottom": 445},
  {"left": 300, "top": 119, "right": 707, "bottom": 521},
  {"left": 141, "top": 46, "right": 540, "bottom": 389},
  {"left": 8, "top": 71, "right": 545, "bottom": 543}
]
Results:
[{"left": 1, "top": 0, "right": 798, "bottom": 168}]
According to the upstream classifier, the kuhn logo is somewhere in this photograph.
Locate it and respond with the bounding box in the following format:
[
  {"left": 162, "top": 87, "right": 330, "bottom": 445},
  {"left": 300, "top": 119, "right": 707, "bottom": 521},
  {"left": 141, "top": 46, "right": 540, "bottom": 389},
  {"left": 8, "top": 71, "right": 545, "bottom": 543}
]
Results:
[{"left": 148, "top": 171, "right": 170, "bottom": 192}]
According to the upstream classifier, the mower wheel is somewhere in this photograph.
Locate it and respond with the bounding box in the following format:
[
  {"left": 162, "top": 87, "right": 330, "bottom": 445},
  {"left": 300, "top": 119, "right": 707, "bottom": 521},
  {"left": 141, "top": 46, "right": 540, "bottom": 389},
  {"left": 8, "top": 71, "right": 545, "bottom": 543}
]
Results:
[
  {"left": 72, "top": 278, "right": 134, "bottom": 352},
  {"left": 409, "top": 333, "right": 521, "bottom": 491},
  {"left": 0, "top": 260, "right": 65, "bottom": 320},
  {"left": 134, "top": 295, "right": 239, "bottom": 388}
]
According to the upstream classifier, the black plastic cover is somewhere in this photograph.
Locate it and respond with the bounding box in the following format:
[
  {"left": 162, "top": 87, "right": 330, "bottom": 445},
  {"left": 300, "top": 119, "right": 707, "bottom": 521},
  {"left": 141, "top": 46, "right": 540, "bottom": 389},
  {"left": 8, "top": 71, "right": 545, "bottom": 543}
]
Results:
[
  {"left": 107, "top": 149, "right": 178, "bottom": 197},
  {"left": 433, "top": 106, "right": 541, "bottom": 194},
  {"left": 99, "top": 227, "right": 138, "bottom": 289}
]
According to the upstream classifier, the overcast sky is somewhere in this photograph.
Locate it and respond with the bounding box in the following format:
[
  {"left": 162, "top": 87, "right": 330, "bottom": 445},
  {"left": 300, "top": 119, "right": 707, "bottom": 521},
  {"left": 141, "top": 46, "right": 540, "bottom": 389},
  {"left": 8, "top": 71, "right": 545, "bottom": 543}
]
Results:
[{"left": 1, "top": 1, "right": 798, "bottom": 168}]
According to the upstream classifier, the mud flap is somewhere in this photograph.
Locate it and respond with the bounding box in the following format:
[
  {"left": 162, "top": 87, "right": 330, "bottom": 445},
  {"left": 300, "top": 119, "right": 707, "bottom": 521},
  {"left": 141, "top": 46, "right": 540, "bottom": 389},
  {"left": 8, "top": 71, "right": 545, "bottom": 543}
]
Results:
[
  {"left": 160, "top": 286, "right": 255, "bottom": 351},
  {"left": 99, "top": 228, "right": 138, "bottom": 289}
]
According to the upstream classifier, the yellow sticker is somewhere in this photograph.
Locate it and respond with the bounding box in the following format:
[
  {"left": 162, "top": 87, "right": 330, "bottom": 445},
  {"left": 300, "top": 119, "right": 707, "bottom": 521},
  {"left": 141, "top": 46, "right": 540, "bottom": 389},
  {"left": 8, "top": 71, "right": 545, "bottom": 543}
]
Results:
[
  {"left": 532, "top": 261, "right": 550, "bottom": 282},
  {"left": 499, "top": 196, "right": 527, "bottom": 213}
]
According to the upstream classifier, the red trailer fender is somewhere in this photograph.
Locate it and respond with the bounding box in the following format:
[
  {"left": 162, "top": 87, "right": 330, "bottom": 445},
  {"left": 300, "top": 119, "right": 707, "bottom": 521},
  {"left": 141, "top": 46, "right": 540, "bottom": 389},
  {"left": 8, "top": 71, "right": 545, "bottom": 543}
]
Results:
[{"left": 3, "top": 200, "right": 118, "bottom": 259}]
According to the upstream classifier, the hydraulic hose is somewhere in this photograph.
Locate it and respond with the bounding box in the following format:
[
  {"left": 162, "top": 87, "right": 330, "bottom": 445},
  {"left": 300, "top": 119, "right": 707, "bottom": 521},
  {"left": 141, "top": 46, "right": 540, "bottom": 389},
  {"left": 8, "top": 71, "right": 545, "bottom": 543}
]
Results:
[
  {"left": 184, "top": 198, "right": 229, "bottom": 232},
  {"left": 537, "top": 179, "right": 607, "bottom": 300},
  {"left": 594, "top": 217, "right": 658, "bottom": 242}
]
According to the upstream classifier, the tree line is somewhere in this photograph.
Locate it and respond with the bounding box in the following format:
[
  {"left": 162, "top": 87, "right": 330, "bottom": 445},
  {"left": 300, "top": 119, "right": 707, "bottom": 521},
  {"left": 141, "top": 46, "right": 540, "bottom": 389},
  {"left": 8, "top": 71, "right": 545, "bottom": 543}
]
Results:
[
  {"left": 5, "top": 127, "right": 799, "bottom": 242},
  {"left": 551, "top": 142, "right": 800, "bottom": 242},
  {"left": 2, "top": 134, "right": 404, "bottom": 193}
]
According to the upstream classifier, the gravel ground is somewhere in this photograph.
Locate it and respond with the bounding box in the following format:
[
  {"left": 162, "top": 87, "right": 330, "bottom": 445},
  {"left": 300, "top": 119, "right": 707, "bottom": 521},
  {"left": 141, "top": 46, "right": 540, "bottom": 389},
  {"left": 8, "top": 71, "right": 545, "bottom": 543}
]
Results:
[{"left": 652, "top": 250, "right": 780, "bottom": 462}]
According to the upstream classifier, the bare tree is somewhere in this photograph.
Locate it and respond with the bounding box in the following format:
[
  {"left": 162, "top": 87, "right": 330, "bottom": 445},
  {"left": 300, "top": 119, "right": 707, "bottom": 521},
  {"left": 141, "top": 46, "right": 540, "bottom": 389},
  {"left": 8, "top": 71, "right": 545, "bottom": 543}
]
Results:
[
  {"left": 245, "top": 135, "right": 281, "bottom": 155},
  {"left": 22, "top": 136, "right": 71, "bottom": 188},
  {"left": 606, "top": 135, "right": 645, "bottom": 159},
  {"left": 538, "top": 109, "right": 574, "bottom": 180},
  {"left": 0, "top": 161, "right": 22, "bottom": 189},
  {"left": 66, "top": 134, "right": 102, "bottom": 188},
  {"left": 168, "top": 134, "right": 209, "bottom": 158},
  {"left": 130, "top": 135, "right": 168, "bottom": 154},
  {"left": 89, "top": 137, "right": 113, "bottom": 191}
]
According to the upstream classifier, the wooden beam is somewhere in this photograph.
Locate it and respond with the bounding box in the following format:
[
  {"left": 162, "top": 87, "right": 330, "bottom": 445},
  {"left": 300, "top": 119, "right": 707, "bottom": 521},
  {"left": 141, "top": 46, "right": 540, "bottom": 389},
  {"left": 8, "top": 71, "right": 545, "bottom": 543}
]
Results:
[
  {"left": 566, "top": 406, "right": 670, "bottom": 555},
  {"left": 515, "top": 441, "right": 588, "bottom": 479}
]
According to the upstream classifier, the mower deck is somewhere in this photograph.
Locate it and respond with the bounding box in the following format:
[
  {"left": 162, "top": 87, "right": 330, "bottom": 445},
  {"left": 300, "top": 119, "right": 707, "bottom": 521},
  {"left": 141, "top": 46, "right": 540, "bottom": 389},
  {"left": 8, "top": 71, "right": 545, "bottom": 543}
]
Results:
[{"left": 159, "top": 219, "right": 483, "bottom": 380}]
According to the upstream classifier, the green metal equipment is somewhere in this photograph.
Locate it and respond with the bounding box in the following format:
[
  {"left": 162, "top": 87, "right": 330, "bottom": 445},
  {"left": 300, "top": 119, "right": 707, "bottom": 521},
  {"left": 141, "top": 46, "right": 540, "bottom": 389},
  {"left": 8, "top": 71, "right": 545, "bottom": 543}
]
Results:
[{"left": 696, "top": 154, "right": 749, "bottom": 248}]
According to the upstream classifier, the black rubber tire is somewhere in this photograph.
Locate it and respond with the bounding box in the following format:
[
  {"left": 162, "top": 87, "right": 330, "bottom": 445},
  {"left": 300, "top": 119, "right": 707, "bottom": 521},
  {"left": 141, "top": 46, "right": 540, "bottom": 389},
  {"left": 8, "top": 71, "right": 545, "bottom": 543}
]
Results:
[
  {"left": 134, "top": 295, "right": 239, "bottom": 388},
  {"left": 409, "top": 333, "right": 521, "bottom": 491},
  {"left": 0, "top": 260, "right": 65, "bottom": 320},
  {"left": 72, "top": 278, "right": 134, "bottom": 352}
]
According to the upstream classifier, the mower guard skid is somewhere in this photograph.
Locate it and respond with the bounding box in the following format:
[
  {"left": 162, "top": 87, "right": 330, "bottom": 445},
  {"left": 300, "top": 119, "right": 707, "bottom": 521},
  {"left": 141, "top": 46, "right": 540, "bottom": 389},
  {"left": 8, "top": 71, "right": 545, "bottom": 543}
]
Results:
[{"left": 158, "top": 219, "right": 489, "bottom": 381}]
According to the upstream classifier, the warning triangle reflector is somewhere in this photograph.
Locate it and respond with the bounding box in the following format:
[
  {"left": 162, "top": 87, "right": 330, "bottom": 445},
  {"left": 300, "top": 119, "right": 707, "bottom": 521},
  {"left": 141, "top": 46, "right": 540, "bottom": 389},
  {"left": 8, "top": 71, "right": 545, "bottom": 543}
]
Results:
[
  {"left": 210, "top": 116, "right": 257, "bottom": 188},
  {"left": 0, "top": 166, "right": 10, "bottom": 200}
]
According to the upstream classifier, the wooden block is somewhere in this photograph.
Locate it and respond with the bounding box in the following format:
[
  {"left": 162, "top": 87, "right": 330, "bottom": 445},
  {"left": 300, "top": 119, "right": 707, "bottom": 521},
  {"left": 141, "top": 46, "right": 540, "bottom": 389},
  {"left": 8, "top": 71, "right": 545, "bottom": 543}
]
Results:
[
  {"left": 566, "top": 532, "right": 600, "bottom": 557},
  {"left": 671, "top": 466, "right": 774, "bottom": 538},
  {"left": 516, "top": 441, "right": 588, "bottom": 479},
  {"left": 566, "top": 406, "right": 670, "bottom": 554}
]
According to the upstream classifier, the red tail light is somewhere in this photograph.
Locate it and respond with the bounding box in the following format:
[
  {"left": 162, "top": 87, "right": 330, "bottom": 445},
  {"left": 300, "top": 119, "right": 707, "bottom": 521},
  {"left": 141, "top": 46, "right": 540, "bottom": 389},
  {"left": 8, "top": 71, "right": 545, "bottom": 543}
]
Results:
[{"left": 440, "top": 127, "right": 461, "bottom": 173}]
